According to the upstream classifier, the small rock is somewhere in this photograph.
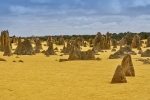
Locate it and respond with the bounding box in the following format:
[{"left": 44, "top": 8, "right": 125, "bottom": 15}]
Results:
[
  {"left": 18, "top": 60, "right": 24, "bottom": 62},
  {"left": 95, "top": 57, "right": 102, "bottom": 61},
  {"left": 41, "top": 50, "right": 45, "bottom": 53},
  {"left": 60, "top": 54, "right": 63, "bottom": 56},
  {"left": 0, "top": 58, "right": 6, "bottom": 61},
  {"left": 46, "top": 55, "right": 50, "bottom": 57},
  {"left": 59, "top": 58, "right": 68, "bottom": 62},
  {"left": 54, "top": 47, "right": 58, "bottom": 50}
]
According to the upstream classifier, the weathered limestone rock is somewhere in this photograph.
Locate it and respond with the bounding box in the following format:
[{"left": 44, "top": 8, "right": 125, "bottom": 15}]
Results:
[
  {"left": 45, "top": 40, "right": 56, "bottom": 55},
  {"left": 109, "top": 46, "right": 136, "bottom": 59},
  {"left": 121, "top": 54, "right": 135, "bottom": 76},
  {"left": 35, "top": 38, "right": 42, "bottom": 53},
  {"left": 111, "top": 65, "right": 127, "bottom": 83},
  {"left": 141, "top": 49, "right": 150, "bottom": 57},
  {"left": 0, "top": 30, "right": 11, "bottom": 51},
  {"left": 146, "top": 36, "right": 150, "bottom": 47},
  {"left": 61, "top": 41, "right": 71, "bottom": 54},
  {"left": 68, "top": 46, "right": 95, "bottom": 60},
  {"left": 14, "top": 38, "right": 35, "bottom": 55},
  {"left": 132, "top": 33, "right": 141, "bottom": 49},
  {"left": 111, "top": 39, "right": 117, "bottom": 48},
  {"left": 3, "top": 43, "right": 13, "bottom": 56},
  {"left": 58, "top": 35, "right": 65, "bottom": 45}
]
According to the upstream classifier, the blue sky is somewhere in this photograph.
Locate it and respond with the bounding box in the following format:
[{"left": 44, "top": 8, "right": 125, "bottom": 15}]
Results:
[{"left": 0, "top": 0, "right": 150, "bottom": 36}]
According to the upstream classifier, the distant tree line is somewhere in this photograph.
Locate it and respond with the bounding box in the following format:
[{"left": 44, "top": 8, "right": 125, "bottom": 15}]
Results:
[
  {"left": 111, "top": 32, "right": 150, "bottom": 40},
  {"left": 29, "top": 35, "right": 96, "bottom": 41},
  {"left": 13, "top": 31, "right": 150, "bottom": 41}
]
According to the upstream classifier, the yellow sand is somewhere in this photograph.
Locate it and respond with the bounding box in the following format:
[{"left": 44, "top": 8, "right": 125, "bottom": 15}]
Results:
[{"left": 0, "top": 42, "right": 150, "bottom": 100}]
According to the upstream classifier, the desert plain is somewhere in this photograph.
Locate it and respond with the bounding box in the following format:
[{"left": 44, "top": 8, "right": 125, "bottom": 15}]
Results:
[{"left": 0, "top": 40, "right": 150, "bottom": 100}]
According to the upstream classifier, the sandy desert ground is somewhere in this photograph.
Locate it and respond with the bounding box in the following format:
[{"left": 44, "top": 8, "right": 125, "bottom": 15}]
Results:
[{"left": 0, "top": 42, "right": 150, "bottom": 100}]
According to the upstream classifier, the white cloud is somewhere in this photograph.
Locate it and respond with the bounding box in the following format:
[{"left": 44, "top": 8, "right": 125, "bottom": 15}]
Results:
[{"left": 1, "top": 14, "right": 150, "bottom": 37}]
